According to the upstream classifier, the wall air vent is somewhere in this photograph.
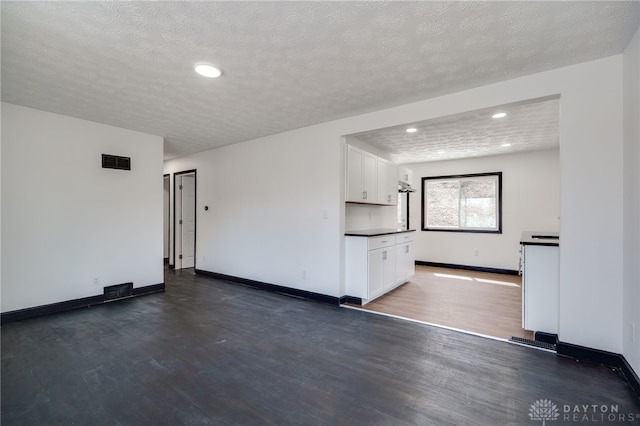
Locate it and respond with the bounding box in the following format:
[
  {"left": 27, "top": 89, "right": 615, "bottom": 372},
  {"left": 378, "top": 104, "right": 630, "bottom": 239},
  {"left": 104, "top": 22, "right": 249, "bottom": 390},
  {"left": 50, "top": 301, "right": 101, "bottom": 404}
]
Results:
[
  {"left": 102, "top": 154, "right": 131, "bottom": 171},
  {"left": 104, "top": 282, "right": 133, "bottom": 301}
]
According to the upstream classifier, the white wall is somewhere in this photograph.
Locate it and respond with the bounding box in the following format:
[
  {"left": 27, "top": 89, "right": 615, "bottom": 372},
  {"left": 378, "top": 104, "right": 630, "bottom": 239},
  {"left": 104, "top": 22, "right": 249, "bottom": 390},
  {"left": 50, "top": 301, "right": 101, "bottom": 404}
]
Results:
[
  {"left": 345, "top": 203, "right": 399, "bottom": 231},
  {"left": 556, "top": 57, "right": 624, "bottom": 354},
  {"left": 623, "top": 27, "right": 640, "bottom": 374},
  {"left": 1, "top": 103, "right": 164, "bottom": 312},
  {"left": 164, "top": 127, "right": 344, "bottom": 296},
  {"left": 165, "top": 55, "right": 624, "bottom": 355},
  {"left": 406, "top": 149, "right": 560, "bottom": 271}
]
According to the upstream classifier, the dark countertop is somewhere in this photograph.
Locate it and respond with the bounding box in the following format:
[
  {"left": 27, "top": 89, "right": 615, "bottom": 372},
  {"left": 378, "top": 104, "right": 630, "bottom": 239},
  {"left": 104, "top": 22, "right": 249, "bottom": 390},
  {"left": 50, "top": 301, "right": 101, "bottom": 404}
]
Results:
[
  {"left": 345, "top": 229, "right": 416, "bottom": 237},
  {"left": 521, "top": 231, "right": 560, "bottom": 246}
]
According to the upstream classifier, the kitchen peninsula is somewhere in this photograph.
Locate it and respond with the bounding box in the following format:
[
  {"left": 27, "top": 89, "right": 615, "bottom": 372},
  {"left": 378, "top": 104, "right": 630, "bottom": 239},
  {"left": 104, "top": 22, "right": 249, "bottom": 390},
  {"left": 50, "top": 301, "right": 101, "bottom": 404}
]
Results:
[{"left": 345, "top": 229, "right": 416, "bottom": 305}]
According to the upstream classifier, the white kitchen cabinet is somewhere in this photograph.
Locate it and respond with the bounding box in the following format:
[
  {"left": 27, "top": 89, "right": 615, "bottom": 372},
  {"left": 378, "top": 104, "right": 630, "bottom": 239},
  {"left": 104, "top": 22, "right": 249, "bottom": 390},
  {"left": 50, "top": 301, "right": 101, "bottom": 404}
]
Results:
[
  {"left": 345, "top": 231, "right": 415, "bottom": 304},
  {"left": 521, "top": 234, "right": 559, "bottom": 334},
  {"left": 394, "top": 234, "right": 415, "bottom": 287},
  {"left": 368, "top": 245, "right": 396, "bottom": 300},
  {"left": 398, "top": 166, "right": 413, "bottom": 186},
  {"left": 346, "top": 145, "right": 377, "bottom": 203},
  {"left": 376, "top": 158, "right": 398, "bottom": 206},
  {"left": 387, "top": 163, "right": 398, "bottom": 201}
]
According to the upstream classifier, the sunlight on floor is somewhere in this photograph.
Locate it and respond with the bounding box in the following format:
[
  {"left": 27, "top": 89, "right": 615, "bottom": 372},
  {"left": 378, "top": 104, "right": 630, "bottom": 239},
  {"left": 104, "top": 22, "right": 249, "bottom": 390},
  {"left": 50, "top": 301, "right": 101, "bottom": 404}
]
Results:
[
  {"left": 475, "top": 278, "right": 520, "bottom": 287},
  {"left": 434, "top": 273, "right": 520, "bottom": 287},
  {"left": 434, "top": 273, "right": 472, "bottom": 281}
]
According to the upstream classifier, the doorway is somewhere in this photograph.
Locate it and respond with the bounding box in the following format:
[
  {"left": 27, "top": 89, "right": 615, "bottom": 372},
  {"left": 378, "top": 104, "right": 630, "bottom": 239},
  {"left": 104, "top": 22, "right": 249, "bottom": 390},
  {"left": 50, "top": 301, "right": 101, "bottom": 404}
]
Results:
[
  {"left": 163, "top": 174, "right": 170, "bottom": 264},
  {"left": 173, "top": 170, "right": 196, "bottom": 269}
]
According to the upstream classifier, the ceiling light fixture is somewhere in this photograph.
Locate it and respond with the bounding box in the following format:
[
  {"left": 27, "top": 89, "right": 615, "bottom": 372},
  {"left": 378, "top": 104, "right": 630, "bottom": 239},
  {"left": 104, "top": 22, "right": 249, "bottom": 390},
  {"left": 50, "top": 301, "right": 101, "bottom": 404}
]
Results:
[
  {"left": 194, "top": 63, "right": 222, "bottom": 78},
  {"left": 437, "top": 150, "right": 445, "bottom": 154},
  {"left": 492, "top": 112, "right": 507, "bottom": 119},
  {"left": 501, "top": 143, "right": 512, "bottom": 147},
  {"left": 406, "top": 127, "right": 418, "bottom": 133}
]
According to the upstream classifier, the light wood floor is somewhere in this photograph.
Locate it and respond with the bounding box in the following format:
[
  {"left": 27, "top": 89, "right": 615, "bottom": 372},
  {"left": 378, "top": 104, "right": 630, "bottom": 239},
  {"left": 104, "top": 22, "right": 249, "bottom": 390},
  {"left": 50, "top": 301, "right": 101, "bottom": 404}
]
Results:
[{"left": 352, "top": 265, "right": 534, "bottom": 340}]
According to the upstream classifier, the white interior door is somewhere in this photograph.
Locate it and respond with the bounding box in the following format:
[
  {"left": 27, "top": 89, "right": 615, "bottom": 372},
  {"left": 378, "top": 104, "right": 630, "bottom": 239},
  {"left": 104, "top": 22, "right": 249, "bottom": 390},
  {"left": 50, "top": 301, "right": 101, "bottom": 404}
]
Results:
[{"left": 179, "top": 174, "right": 196, "bottom": 269}]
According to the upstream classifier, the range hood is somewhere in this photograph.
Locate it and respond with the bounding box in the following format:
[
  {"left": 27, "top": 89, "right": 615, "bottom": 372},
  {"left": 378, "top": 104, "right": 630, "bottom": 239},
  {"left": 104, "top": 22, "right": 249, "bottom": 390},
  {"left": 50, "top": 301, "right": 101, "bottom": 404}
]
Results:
[{"left": 398, "top": 181, "right": 415, "bottom": 193}]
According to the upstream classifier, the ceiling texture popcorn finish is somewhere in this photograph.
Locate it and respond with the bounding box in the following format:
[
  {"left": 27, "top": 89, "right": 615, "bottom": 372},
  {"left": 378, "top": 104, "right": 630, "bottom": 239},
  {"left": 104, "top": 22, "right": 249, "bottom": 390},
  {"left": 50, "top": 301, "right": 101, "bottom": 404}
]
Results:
[
  {"left": 1, "top": 2, "right": 639, "bottom": 160},
  {"left": 352, "top": 97, "right": 560, "bottom": 164}
]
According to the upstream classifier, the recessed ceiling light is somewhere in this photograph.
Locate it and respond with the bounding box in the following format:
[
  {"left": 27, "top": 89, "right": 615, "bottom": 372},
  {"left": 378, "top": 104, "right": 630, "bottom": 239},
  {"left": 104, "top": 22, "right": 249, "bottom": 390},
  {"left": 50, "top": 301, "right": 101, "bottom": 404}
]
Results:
[
  {"left": 501, "top": 143, "right": 512, "bottom": 147},
  {"left": 406, "top": 127, "right": 418, "bottom": 133},
  {"left": 492, "top": 112, "right": 507, "bottom": 119},
  {"left": 194, "top": 63, "right": 222, "bottom": 78},
  {"left": 437, "top": 150, "right": 445, "bottom": 154}
]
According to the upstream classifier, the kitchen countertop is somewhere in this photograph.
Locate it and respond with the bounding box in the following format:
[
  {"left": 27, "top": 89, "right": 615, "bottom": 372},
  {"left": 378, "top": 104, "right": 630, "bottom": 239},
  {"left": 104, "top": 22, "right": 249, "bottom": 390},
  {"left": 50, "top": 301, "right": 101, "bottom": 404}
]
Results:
[
  {"left": 521, "top": 231, "right": 560, "bottom": 246},
  {"left": 345, "top": 229, "right": 416, "bottom": 237}
]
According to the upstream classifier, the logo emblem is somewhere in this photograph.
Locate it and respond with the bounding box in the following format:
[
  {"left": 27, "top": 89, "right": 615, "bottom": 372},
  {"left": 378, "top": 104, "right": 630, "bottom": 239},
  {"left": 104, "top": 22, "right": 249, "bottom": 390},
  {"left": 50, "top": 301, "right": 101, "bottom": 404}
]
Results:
[{"left": 529, "top": 399, "right": 559, "bottom": 425}]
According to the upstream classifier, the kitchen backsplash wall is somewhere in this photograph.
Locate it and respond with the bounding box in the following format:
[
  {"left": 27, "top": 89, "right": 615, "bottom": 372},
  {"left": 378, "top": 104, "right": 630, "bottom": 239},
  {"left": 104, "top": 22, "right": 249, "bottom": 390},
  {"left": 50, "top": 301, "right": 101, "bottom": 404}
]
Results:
[{"left": 345, "top": 203, "right": 399, "bottom": 231}]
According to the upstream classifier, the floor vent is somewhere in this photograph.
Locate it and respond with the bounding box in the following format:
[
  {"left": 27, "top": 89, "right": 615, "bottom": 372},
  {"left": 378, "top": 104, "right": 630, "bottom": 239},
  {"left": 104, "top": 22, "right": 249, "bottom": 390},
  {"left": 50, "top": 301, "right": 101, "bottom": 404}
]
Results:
[
  {"left": 509, "top": 336, "right": 557, "bottom": 351},
  {"left": 104, "top": 283, "right": 133, "bottom": 301}
]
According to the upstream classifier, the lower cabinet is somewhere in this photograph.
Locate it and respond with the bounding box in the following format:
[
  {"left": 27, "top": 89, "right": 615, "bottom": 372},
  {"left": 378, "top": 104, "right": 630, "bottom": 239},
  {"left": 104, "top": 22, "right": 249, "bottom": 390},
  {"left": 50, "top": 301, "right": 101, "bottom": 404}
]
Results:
[
  {"left": 394, "top": 240, "right": 415, "bottom": 289},
  {"left": 368, "top": 245, "right": 396, "bottom": 300},
  {"left": 345, "top": 232, "right": 415, "bottom": 304},
  {"left": 522, "top": 244, "right": 559, "bottom": 333}
]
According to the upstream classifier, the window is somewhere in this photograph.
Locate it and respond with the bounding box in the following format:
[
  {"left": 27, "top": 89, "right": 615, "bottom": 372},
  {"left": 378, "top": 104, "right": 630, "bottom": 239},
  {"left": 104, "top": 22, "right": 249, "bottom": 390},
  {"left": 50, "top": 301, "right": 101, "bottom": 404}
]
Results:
[{"left": 421, "top": 172, "right": 502, "bottom": 233}]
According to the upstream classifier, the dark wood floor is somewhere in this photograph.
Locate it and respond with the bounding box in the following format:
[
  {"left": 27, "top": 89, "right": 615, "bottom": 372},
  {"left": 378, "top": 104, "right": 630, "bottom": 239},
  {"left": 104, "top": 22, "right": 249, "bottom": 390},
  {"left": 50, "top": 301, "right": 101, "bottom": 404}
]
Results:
[
  {"left": 356, "top": 265, "right": 534, "bottom": 340},
  {"left": 2, "top": 268, "right": 639, "bottom": 425}
]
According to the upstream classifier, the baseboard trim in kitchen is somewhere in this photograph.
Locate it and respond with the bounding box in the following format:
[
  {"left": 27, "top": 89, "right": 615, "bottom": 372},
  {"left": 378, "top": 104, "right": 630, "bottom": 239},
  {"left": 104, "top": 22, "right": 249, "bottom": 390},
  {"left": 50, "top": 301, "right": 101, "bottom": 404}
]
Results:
[
  {"left": 340, "top": 296, "right": 362, "bottom": 305},
  {"left": 415, "top": 261, "right": 519, "bottom": 276},
  {"left": 557, "top": 341, "right": 640, "bottom": 397},
  {"left": 194, "top": 269, "right": 341, "bottom": 306},
  {"left": 0, "top": 282, "right": 165, "bottom": 324}
]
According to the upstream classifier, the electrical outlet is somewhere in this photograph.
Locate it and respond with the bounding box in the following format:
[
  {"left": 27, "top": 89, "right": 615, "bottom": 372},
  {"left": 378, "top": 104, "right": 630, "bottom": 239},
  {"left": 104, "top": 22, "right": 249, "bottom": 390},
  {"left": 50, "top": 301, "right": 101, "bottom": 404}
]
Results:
[
  {"left": 93, "top": 277, "right": 100, "bottom": 286},
  {"left": 474, "top": 250, "right": 479, "bottom": 256},
  {"left": 301, "top": 270, "right": 306, "bottom": 280}
]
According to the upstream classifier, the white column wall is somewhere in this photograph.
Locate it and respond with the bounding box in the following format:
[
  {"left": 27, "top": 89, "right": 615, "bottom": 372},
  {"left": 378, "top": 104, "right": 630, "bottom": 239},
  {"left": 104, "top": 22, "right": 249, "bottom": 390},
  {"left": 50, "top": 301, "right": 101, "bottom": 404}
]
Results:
[
  {"left": 556, "top": 58, "right": 624, "bottom": 353},
  {"left": 623, "top": 27, "right": 640, "bottom": 373}
]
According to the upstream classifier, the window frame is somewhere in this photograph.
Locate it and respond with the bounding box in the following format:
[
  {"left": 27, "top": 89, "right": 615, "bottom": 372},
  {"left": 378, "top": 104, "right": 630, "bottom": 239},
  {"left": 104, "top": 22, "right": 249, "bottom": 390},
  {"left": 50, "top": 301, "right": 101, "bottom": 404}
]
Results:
[{"left": 421, "top": 172, "right": 502, "bottom": 234}]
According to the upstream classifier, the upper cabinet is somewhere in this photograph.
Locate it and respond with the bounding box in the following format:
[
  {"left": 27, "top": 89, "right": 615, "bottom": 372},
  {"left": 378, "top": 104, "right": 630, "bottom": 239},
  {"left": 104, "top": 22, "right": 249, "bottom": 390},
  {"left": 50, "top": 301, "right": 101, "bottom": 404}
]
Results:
[
  {"left": 346, "top": 144, "right": 397, "bottom": 206},
  {"left": 377, "top": 158, "right": 398, "bottom": 205},
  {"left": 398, "top": 166, "right": 413, "bottom": 186},
  {"left": 346, "top": 145, "right": 378, "bottom": 203}
]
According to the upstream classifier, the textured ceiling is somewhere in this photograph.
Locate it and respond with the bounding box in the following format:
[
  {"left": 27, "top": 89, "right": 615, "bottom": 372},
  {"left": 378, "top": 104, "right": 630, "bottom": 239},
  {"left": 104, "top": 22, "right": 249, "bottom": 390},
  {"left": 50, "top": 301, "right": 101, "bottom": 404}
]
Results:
[
  {"left": 351, "top": 96, "right": 560, "bottom": 164},
  {"left": 1, "top": 2, "right": 638, "bottom": 160}
]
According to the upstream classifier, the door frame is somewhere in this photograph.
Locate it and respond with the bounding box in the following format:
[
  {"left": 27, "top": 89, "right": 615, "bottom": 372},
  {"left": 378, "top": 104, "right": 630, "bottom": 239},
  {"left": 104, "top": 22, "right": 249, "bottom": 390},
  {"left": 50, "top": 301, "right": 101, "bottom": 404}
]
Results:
[
  {"left": 173, "top": 169, "right": 197, "bottom": 269},
  {"left": 163, "top": 174, "right": 170, "bottom": 264}
]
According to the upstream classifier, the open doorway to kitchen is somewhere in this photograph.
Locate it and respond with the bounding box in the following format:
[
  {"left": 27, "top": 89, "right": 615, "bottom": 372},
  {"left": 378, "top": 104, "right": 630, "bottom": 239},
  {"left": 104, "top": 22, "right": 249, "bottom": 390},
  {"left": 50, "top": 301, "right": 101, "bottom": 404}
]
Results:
[{"left": 342, "top": 96, "right": 560, "bottom": 342}]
